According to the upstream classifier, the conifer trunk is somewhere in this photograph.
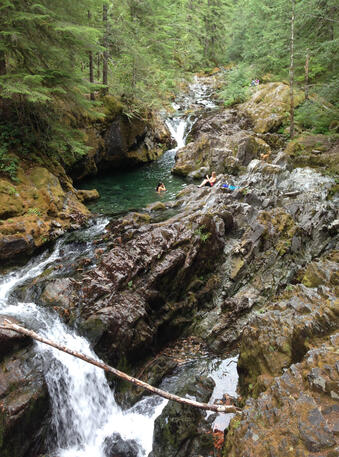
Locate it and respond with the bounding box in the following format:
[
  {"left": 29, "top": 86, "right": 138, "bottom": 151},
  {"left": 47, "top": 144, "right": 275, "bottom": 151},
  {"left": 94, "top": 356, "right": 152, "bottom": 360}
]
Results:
[
  {"left": 88, "top": 11, "right": 95, "bottom": 101},
  {"left": 0, "top": 51, "right": 6, "bottom": 75},
  {"left": 305, "top": 51, "right": 310, "bottom": 101},
  {"left": 102, "top": 3, "right": 108, "bottom": 94},
  {"left": 289, "top": 0, "right": 295, "bottom": 139}
]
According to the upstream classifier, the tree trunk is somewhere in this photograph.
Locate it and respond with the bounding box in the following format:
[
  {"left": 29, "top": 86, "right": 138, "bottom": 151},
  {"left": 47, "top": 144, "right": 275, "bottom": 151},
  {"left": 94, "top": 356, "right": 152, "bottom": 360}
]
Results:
[
  {"left": 0, "top": 320, "right": 240, "bottom": 415},
  {"left": 289, "top": 0, "right": 295, "bottom": 139},
  {"left": 304, "top": 51, "right": 310, "bottom": 101},
  {"left": 102, "top": 3, "right": 108, "bottom": 94},
  {"left": 88, "top": 10, "right": 95, "bottom": 101},
  {"left": 0, "top": 50, "right": 6, "bottom": 75},
  {"left": 97, "top": 53, "right": 101, "bottom": 80}
]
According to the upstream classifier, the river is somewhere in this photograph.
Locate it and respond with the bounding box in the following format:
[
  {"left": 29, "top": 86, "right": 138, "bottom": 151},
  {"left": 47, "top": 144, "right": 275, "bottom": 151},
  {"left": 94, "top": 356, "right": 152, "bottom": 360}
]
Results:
[{"left": 0, "top": 77, "right": 239, "bottom": 457}]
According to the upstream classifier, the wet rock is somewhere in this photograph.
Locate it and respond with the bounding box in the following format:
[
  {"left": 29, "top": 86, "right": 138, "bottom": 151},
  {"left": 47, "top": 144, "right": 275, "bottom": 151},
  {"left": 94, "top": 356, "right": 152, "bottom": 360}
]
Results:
[
  {"left": 0, "top": 316, "right": 31, "bottom": 359},
  {"left": 0, "top": 345, "right": 49, "bottom": 457},
  {"left": 103, "top": 432, "right": 139, "bottom": 457},
  {"left": 151, "top": 375, "right": 215, "bottom": 457},
  {"left": 0, "top": 233, "right": 34, "bottom": 260}
]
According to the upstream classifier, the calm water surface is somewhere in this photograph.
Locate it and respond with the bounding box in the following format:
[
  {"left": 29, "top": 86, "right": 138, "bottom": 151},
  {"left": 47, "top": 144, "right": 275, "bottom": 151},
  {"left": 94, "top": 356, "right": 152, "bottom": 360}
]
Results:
[{"left": 79, "top": 148, "right": 187, "bottom": 215}]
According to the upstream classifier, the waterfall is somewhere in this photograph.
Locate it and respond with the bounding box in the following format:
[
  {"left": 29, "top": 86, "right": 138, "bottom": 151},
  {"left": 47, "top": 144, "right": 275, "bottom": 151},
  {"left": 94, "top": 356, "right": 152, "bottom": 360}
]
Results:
[
  {"left": 0, "top": 221, "right": 166, "bottom": 457},
  {"left": 165, "top": 117, "right": 188, "bottom": 150}
]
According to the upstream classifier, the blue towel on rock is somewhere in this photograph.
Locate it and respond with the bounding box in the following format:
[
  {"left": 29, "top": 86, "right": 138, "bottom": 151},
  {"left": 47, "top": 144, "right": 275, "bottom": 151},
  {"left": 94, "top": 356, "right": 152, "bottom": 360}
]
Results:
[{"left": 222, "top": 184, "right": 238, "bottom": 191}]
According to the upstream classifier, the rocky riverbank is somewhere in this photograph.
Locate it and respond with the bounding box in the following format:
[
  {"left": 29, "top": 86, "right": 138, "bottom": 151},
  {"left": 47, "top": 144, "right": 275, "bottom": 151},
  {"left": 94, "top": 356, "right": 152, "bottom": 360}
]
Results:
[{"left": 0, "top": 78, "right": 338, "bottom": 457}]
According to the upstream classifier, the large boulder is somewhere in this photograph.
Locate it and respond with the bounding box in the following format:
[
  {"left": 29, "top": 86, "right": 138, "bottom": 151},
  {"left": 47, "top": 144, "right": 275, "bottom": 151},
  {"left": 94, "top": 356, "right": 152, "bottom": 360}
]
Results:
[
  {"left": 172, "top": 109, "right": 248, "bottom": 177},
  {"left": 70, "top": 99, "right": 172, "bottom": 180},
  {"left": 224, "top": 336, "right": 339, "bottom": 457},
  {"left": 77, "top": 190, "right": 230, "bottom": 366}
]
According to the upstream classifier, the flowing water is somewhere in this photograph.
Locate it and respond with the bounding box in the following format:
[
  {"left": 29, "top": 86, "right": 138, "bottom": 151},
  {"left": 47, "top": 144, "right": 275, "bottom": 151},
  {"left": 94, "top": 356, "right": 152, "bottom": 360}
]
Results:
[
  {"left": 0, "top": 77, "right": 237, "bottom": 457},
  {"left": 0, "top": 221, "right": 167, "bottom": 457}
]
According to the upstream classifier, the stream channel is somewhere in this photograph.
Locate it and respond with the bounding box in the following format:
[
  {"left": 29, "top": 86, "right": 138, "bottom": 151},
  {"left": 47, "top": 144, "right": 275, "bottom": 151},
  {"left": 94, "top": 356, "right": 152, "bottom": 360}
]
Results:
[{"left": 0, "top": 77, "right": 238, "bottom": 457}]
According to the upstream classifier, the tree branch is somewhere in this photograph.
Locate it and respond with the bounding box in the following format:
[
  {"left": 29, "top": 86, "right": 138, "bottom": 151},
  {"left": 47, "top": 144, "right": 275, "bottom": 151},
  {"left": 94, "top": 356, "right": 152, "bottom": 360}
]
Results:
[{"left": 0, "top": 320, "right": 241, "bottom": 415}]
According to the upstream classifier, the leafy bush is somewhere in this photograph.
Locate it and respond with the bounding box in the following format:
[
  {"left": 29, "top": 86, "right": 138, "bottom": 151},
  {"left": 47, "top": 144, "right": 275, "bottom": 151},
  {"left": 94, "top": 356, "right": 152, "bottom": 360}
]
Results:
[
  {"left": 27, "top": 207, "right": 42, "bottom": 216},
  {"left": 0, "top": 121, "right": 36, "bottom": 181},
  {"left": 218, "top": 64, "right": 257, "bottom": 107}
]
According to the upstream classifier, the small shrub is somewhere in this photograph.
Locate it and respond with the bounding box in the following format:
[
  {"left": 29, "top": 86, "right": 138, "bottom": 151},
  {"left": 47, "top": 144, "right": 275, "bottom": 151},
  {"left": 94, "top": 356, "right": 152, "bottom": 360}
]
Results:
[{"left": 194, "top": 225, "right": 211, "bottom": 242}]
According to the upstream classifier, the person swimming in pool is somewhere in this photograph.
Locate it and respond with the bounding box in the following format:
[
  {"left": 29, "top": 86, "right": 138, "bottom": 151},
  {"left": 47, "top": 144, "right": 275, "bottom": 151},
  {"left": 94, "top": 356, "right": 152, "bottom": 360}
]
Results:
[
  {"left": 198, "top": 171, "right": 217, "bottom": 188},
  {"left": 156, "top": 182, "right": 167, "bottom": 193}
]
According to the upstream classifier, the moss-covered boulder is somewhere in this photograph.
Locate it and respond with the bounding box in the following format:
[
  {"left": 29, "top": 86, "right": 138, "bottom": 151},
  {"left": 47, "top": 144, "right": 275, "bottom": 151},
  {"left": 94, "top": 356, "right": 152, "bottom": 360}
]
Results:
[
  {"left": 70, "top": 104, "right": 172, "bottom": 180},
  {"left": 0, "top": 164, "right": 90, "bottom": 263},
  {"left": 239, "top": 82, "right": 304, "bottom": 133},
  {"left": 224, "top": 335, "right": 338, "bottom": 457}
]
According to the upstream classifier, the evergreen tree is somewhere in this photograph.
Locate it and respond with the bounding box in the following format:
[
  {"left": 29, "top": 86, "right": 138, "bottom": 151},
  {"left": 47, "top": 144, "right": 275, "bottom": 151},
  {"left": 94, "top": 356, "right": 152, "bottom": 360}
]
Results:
[{"left": 0, "top": 0, "right": 102, "bottom": 168}]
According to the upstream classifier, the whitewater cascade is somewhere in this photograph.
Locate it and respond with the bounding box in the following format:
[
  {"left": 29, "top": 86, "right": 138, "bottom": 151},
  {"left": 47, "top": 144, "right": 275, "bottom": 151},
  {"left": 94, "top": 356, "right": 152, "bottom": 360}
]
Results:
[{"left": 0, "top": 219, "right": 167, "bottom": 457}]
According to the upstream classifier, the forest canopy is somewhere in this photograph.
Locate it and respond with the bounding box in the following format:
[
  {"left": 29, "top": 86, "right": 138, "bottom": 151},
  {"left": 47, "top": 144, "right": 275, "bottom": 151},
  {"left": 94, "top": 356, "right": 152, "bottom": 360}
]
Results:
[{"left": 0, "top": 0, "right": 338, "bottom": 177}]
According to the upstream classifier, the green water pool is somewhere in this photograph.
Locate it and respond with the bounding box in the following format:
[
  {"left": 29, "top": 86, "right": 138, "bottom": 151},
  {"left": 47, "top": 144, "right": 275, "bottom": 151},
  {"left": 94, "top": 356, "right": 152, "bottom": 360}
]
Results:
[{"left": 78, "top": 150, "right": 188, "bottom": 216}]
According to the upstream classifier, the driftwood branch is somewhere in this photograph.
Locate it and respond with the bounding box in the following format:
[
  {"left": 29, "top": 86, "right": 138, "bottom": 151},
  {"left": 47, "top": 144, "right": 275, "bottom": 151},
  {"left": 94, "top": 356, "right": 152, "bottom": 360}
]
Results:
[{"left": 0, "top": 320, "right": 241, "bottom": 414}]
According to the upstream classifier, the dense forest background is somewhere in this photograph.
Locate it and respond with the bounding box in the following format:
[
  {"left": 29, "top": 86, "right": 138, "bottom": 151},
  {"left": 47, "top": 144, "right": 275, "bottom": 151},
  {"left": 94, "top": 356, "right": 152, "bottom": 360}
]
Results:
[{"left": 0, "top": 0, "right": 338, "bottom": 180}]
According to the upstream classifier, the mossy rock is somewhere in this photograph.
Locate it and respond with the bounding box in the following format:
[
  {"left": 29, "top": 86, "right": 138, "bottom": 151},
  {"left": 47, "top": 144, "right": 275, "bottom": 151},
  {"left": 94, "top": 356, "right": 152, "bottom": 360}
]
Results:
[{"left": 240, "top": 82, "right": 304, "bottom": 133}]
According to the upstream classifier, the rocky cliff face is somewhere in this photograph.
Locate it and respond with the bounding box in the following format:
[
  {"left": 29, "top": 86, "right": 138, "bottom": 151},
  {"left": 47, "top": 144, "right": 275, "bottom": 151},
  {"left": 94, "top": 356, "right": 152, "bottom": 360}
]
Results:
[
  {"left": 0, "top": 103, "right": 171, "bottom": 265},
  {"left": 70, "top": 99, "right": 172, "bottom": 181}
]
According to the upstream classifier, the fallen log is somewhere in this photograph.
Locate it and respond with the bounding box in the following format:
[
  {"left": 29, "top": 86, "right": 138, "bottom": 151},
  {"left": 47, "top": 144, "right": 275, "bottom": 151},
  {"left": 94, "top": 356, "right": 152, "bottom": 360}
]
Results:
[{"left": 0, "top": 319, "right": 241, "bottom": 414}]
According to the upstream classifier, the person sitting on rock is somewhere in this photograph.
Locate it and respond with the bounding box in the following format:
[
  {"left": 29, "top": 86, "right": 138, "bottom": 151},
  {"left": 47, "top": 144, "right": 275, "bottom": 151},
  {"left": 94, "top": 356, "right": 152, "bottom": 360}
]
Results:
[
  {"left": 156, "top": 182, "right": 166, "bottom": 193},
  {"left": 198, "top": 171, "right": 217, "bottom": 188}
]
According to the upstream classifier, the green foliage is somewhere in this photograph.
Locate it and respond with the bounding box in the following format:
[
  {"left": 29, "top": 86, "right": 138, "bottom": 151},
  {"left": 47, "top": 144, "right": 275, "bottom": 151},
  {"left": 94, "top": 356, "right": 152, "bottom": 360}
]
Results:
[
  {"left": 0, "top": 0, "right": 102, "bottom": 167},
  {"left": 218, "top": 64, "right": 256, "bottom": 106},
  {"left": 295, "top": 99, "right": 339, "bottom": 134},
  {"left": 27, "top": 207, "right": 42, "bottom": 216}
]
